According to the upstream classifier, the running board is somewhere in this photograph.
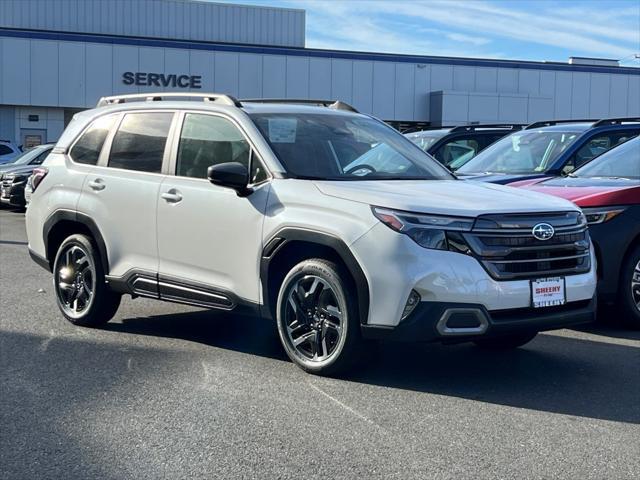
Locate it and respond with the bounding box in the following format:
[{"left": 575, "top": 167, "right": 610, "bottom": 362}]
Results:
[{"left": 106, "top": 270, "right": 236, "bottom": 310}]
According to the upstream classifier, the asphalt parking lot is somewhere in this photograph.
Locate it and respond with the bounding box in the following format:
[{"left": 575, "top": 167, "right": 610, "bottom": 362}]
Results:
[{"left": 1, "top": 208, "right": 639, "bottom": 480}]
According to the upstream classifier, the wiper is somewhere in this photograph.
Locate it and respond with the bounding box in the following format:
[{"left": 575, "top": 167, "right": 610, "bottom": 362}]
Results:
[{"left": 593, "top": 176, "right": 635, "bottom": 181}]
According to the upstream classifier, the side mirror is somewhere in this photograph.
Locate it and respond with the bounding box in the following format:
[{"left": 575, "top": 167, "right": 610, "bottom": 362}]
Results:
[{"left": 207, "top": 162, "right": 253, "bottom": 196}]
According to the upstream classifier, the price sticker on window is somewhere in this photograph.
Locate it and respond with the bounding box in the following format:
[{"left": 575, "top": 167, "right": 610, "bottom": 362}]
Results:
[{"left": 268, "top": 118, "right": 297, "bottom": 143}]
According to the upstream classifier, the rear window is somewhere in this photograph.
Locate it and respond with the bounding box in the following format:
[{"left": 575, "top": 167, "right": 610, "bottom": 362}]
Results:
[
  {"left": 108, "top": 112, "right": 173, "bottom": 173},
  {"left": 70, "top": 115, "right": 118, "bottom": 165}
]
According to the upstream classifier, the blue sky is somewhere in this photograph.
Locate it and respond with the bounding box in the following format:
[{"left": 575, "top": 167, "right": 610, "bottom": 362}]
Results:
[{"left": 215, "top": 0, "right": 640, "bottom": 66}]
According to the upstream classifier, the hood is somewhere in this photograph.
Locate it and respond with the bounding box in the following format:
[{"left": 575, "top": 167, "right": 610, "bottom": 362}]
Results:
[
  {"left": 0, "top": 165, "right": 37, "bottom": 177},
  {"left": 314, "top": 179, "right": 578, "bottom": 217},
  {"left": 521, "top": 176, "right": 640, "bottom": 207},
  {"left": 455, "top": 172, "right": 548, "bottom": 184}
]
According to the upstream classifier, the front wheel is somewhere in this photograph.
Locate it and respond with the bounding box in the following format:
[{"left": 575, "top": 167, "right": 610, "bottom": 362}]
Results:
[
  {"left": 473, "top": 332, "right": 537, "bottom": 350},
  {"left": 53, "top": 234, "right": 121, "bottom": 327},
  {"left": 275, "top": 259, "right": 361, "bottom": 376},
  {"left": 619, "top": 246, "right": 640, "bottom": 329}
]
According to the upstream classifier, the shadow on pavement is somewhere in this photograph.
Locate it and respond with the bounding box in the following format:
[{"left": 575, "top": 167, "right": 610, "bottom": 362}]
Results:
[
  {"left": 104, "top": 309, "right": 640, "bottom": 425},
  {"left": 105, "top": 309, "right": 288, "bottom": 362}
]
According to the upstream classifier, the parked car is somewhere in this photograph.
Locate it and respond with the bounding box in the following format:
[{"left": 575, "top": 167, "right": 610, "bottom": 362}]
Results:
[
  {"left": 0, "top": 144, "right": 53, "bottom": 208},
  {"left": 0, "top": 140, "right": 22, "bottom": 164},
  {"left": 26, "top": 93, "right": 597, "bottom": 375},
  {"left": 513, "top": 136, "right": 640, "bottom": 326},
  {"left": 405, "top": 124, "right": 523, "bottom": 170},
  {"left": 456, "top": 118, "right": 640, "bottom": 184}
]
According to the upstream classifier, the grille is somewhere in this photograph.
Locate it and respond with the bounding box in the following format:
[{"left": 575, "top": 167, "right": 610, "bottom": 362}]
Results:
[
  {"left": 0, "top": 178, "right": 12, "bottom": 198},
  {"left": 464, "top": 212, "right": 591, "bottom": 280}
]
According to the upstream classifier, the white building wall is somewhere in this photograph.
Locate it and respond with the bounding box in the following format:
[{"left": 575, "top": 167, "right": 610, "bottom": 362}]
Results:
[
  {"left": 0, "top": 0, "right": 305, "bottom": 48},
  {"left": 0, "top": 35, "right": 639, "bottom": 139}
]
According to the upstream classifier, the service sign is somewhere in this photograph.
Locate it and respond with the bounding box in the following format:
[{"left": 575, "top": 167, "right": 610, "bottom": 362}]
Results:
[{"left": 122, "top": 72, "right": 202, "bottom": 89}]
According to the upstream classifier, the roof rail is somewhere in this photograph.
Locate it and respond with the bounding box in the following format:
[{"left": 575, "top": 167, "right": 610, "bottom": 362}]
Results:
[
  {"left": 241, "top": 98, "right": 359, "bottom": 113},
  {"left": 96, "top": 92, "right": 242, "bottom": 108},
  {"left": 450, "top": 124, "right": 525, "bottom": 132},
  {"left": 525, "top": 119, "right": 598, "bottom": 129},
  {"left": 591, "top": 117, "right": 640, "bottom": 127}
]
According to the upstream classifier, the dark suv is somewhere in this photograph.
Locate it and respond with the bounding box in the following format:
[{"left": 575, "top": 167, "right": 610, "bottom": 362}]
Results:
[
  {"left": 0, "top": 144, "right": 53, "bottom": 208},
  {"left": 456, "top": 118, "right": 640, "bottom": 184},
  {"left": 405, "top": 124, "right": 523, "bottom": 170}
]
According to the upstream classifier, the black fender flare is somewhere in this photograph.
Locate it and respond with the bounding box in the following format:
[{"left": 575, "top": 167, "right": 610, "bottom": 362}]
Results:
[
  {"left": 43, "top": 209, "right": 110, "bottom": 273},
  {"left": 260, "top": 228, "right": 370, "bottom": 324}
]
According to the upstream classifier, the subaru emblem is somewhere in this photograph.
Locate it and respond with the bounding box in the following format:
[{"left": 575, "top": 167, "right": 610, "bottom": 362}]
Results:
[{"left": 532, "top": 223, "right": 555, "bottom": 241}]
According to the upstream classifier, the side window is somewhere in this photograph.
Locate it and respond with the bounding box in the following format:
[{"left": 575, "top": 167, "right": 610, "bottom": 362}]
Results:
[
  {"left": 70, "top": 115, "right": 117, "bottom": 165},
  {"left": 31, "top": 150, "right": 50, "bottom": 165},
  {"left": 0, "top": 145, "right": 12, "bottom": 155},
  {"left": 108, "top": 112, "right": 173, "bottom": 173},
  {"left": 567, "top": 131, "right": 637, "bottom": 171},
  {"left": 434, "top": 138, "right": 479, "bottom": 166},
  {"left": 176, "top": 113, "right": 250, "bottom": 179}
]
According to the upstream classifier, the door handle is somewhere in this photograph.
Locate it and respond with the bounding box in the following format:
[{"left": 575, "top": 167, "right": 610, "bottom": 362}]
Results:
[
  {"left": 161, "top": 189, "right": 183, "bottom": 203},
  {"left": 88, "top": 179, "right": 105, "bottom": 191}
]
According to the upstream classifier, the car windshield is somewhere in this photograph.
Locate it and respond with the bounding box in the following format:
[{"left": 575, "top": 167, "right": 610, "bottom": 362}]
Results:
[
  {"left": 3, "top": 145, "right": 46, "bottom": 165},
  {"left": 405, "top": 131, "right": 447, "bottom": 151},
  {"left": 457, "top": 129, "right": 581, "bottom": 174},
  {"left": 250, "top": 113, "right": 452, "bottom": 180},
  {"left": 574, "top": 136, "right": 640, "bottom": 179}
]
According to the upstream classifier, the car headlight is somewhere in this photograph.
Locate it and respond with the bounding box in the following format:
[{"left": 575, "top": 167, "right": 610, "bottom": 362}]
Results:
[
  {"left": 581, "top": 207, "right": 627, "bottom": 225},
  {"left": 372, "top": 207, "right": 474, "bottom": 250}
]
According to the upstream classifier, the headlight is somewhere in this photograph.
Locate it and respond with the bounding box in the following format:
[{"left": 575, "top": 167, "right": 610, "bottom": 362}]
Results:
[
  {"left": 372, "top": 207, "right": 474, "bottom": 250},
  {"left": 581, "top": 207, "right": 627, "bottom": 225}
]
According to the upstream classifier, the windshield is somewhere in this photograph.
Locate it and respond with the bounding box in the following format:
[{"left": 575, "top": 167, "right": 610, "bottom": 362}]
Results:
[
  {"left": 3, "top": 145, "right": 47, "bottom": 165},
  {"left": 457, "top": 130, "right": 581, "bottom": 174},
  {"left": 405, "top": 131, "right": 447, "bottom": 151},
  {"left": 250, "top": 113, "right": 452, "bottom": 180},
  {"left": 574, "top": 136, "right": 640, "bottom": 179}
]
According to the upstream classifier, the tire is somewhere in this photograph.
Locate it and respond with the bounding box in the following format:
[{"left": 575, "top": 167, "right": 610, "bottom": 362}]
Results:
[
  {"left": 619, "top": 245, "right": 640, "bottom": 329},
  {"left": 52, "top": 234, "right": 121, "bottom": 327},
  {"left": 275, "top": 258, "right": 362, "bottom": 376},
  {"left": 473, "top": 332, "right": 537, "bottom": 350}
]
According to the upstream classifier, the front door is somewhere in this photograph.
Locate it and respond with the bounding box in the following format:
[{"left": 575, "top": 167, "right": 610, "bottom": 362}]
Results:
[{"left": 156, "top": 112, "right": 270, "bottom": 307}]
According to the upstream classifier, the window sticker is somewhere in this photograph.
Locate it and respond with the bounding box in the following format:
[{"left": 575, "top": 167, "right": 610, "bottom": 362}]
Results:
[{"left": 268, "top": 118, "right": 297, "bottom": 143}]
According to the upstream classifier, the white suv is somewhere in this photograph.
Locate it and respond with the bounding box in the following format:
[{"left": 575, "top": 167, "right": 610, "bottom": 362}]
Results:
[{"left": 26, "top": 93, "right": 597, "bottom": 375}]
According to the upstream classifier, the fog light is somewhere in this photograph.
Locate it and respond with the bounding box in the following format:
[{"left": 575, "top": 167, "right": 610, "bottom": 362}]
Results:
[{"left": 401, "top": 290, "right": 421, "bottom": 320}]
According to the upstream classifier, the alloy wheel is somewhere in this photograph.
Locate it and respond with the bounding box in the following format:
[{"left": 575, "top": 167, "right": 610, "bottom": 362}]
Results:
[
  {"left": 283, "top": 275, "right": 345, "bottom": 362},
  {"left": 55, "top": 244, "right": 96, "bottom": 318}
]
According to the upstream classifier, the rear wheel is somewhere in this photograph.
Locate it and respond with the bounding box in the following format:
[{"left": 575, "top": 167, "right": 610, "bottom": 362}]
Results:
[
  {"left": 53, "top": 234, "right": 120, "bottom": 327},
  {"left": 275, "top": 259, "right": 361, "bottom": 375},
  {"left": 619, "top": 246, "right": 640, "bottom": 329},
  {"left": 473, "top": 332, "right": 537, "bottom": 350}
]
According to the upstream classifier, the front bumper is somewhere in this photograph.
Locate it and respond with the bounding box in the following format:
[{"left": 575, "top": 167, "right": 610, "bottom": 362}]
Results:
[
  {"left": 0, "top": 184, "right": 26, "bottom": 206},
  {"left": 351, "top": 222, "right": 598, "bottom": 328},
  {"left": 361, "top": 297, "right": 595, "bottom": 342}
]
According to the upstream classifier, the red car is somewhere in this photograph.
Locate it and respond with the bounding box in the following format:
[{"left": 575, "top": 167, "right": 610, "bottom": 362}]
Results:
[{"left": 514, "top": 136, "right": 640, "bottom": 327}]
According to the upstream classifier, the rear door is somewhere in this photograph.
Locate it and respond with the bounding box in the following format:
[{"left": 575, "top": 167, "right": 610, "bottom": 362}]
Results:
[{"left": 79, "top": 111, "right": 176, "bottom": 281}]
